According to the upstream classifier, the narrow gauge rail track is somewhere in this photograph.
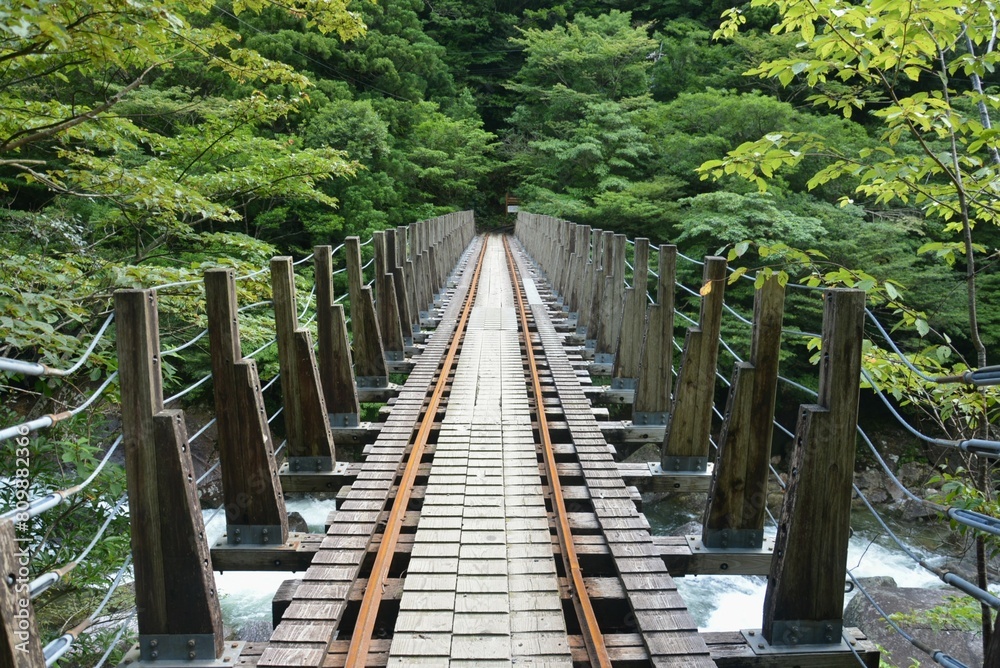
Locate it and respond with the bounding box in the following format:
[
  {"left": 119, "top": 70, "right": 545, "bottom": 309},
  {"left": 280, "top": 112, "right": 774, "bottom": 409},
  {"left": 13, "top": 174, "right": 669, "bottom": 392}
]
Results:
[{"left": 338, "top": 233, "right": 618, "bottom": 666}]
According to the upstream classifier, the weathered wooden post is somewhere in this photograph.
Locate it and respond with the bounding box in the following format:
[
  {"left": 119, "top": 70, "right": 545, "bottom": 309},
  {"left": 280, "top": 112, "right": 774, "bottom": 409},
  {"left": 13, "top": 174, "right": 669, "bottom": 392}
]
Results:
[
  {"left": 612, "top": 238, "right": 649, "bottom": 389},
  {"left": 115, "top": 289, "right": 226, "bottom": 662},
  {"left": 761, "top": 289, "right": 864, "bottom": 648},
  {"left": 0, "top": 519, "right": 44, "bottom": 667},
  {"left": 315, "top": 246, "right": 361, "bottom": 427},
  {"left": 399, "top": 225, "right": 420, "bottom": 335},
  {"left": 703, "top": 275, "right": 784, "bottom": 548},
  {"left": 385, "top": 228, "right": 413, "bottom": 345},
  {"left": 595, "top": 233, "right": 627, "bottom": 364},
  {"left": 634, "top": 245, "right": 676, "bottom": 425},
  {"left": 205, "top": 269, "right": 288, "bottom": 546},
  {"left": 345, "top": 237, "right": 388, "bottom": 388},
  {"left": 271, "top": 258, "right": 336, "bottom": 472},
  {"left": 660, "top": 257, "right": 727, "bottom": 471},
  {"left": 373, "top": 231, "right": 404, "bottom": 361}
]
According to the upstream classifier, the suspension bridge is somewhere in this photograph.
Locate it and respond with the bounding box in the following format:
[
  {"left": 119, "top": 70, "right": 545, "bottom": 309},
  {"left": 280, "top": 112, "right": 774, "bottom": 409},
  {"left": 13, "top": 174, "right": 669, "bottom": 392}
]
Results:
[{"left": 2, "top": 211, "right": 998, "bottom": 667}]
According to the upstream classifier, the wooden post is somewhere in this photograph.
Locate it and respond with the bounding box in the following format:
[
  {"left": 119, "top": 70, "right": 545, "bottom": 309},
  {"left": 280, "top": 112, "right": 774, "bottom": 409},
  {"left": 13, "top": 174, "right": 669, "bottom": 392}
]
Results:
[
  {"left": 660, "top": 256, "right": 727, "bottom": 471},
  {"left": 0, "top": 519, "right": 43, "bottom": 667},
  {"left": 115, "top": 289, "right": 223, "bottom": 660},
  {"left": 205, "top": 269, "right": 288, "bottom": 546},
  {"left": 703, "top": 275, "right": 785, "bottom": 548},
  {"left": 762, "top": 289, "right": 865, "bottom": 647},
  {"left": 315, "top": 246, "right": 361, "bottom": 426},
  {"left": 400, "top": 225, "right": 420, "bottom": 333},
  {"left": 634, "top": 245, "right": 676, "bottom": 424},
  {"left": 596, "top": 234, "right": 627, "bottom": 360},
  {"left": 346, "top": 237, "right": 388, "bottom": 386},
  {"left": 612, "top": 238, "right": 649, "bottom": 387},
  {"left": 386, "top": 228, "right": 413, "bottom": 344},
  {"left": 271, "top": 258, "right": 336, "bottom": 471},
  {"left": 373, "top": 231, "right": 404, "bottom": 360}
]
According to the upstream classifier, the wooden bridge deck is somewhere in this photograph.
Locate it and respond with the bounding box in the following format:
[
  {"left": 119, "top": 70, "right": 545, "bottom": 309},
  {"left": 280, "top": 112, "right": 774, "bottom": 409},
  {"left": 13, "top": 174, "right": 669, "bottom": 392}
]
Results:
[{"left": 248, "top": 235, "right": 713, "bottom": 667}]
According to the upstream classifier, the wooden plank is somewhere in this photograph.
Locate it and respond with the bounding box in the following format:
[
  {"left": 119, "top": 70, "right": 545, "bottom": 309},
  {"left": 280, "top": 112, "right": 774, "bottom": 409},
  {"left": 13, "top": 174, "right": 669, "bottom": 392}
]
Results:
[
  {"left": 0, "top": 519, "right": 43, "bottom": 667},
  {"left": 345, "top": 237, "right": 388, "bottom": 380},
  {"left": 634, "top": 245, "right": 676, "bottom": 419},
  {"left": 315, "top": 246, "right": 361, "bottom": 420},
  {"left": 115, "top": 289, "right": 223, "bottom": 651},
  {"left": 661, "top": 256, "right": 727, "bottom": 468},
  {"left": 762, "top": 289, "right": 865, "bottom": 646},
  {"left": 205, "top": 269, "right": 287, "bottom": 539},
  {"left": 271, "top": 257, "right": 336, "bottom": 465},
  {"left": 704, "top": 276, "right": 784, "bottom": 546}
]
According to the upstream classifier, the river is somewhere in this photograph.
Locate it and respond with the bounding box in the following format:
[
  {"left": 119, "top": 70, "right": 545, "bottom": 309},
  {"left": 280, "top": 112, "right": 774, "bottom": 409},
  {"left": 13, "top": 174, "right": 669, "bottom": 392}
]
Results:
[{"left": 205, "top": 495, "right": 952, "bottom": 637}]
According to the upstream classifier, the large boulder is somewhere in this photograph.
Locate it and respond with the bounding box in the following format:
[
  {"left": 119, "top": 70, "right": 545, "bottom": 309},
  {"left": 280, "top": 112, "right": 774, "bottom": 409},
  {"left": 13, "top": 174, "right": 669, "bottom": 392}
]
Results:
[{"left": 845, "top": 584, "right": 982, "bottom": 667}]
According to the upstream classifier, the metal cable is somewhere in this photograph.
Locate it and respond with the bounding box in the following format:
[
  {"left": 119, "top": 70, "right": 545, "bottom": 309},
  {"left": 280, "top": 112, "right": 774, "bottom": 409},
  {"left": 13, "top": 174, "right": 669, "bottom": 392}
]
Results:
[
  {"left": 93, "top": 608, "right": 136, "bottom": 668},
  {"left": 0, "top": 371, "right": 119, "bottom": 442},
  {"left": 1, "top": 434, "right": 125, "bottom": 522}
]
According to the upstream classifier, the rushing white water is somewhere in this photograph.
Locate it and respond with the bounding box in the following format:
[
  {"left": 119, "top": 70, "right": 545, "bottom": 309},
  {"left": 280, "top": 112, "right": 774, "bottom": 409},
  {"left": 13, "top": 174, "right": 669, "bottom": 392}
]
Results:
[
  {"left": 203, "top": 496, "right": 335, "bottom": 636},
  {"left": 674, "top": 527, "right": 944, "bottom": 631}
]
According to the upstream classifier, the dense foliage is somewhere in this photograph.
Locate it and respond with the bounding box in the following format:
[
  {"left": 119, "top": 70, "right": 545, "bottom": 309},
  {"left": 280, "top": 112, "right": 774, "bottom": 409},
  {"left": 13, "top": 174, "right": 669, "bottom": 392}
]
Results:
[{"left": 3, "top": 0, "right": 1000, "bottom": 663}]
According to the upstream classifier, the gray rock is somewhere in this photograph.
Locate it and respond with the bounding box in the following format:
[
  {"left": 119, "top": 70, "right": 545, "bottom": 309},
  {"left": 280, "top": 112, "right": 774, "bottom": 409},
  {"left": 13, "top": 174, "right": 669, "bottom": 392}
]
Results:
[
  {"left": 844, "top": 585, "right": 982, "bottom": 667},
  {"left": 855, "top": 576, "right": 897, "bottom": 590},
  {"left": 287, "top": 511, "right": 309, "bottom": 533},
  {"left": 237, "top": 620, "right": 273, "bottom": 642}
]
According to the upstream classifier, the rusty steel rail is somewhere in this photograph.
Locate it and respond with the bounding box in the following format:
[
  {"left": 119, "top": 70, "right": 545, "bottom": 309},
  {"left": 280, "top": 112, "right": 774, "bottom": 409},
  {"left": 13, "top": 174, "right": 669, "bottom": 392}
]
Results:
[
  {"left": 502, "top": 235, "right": 613, "bottom": 668},
  {"left": 344, "top": 236, "right": 489, "bottom": 667}
]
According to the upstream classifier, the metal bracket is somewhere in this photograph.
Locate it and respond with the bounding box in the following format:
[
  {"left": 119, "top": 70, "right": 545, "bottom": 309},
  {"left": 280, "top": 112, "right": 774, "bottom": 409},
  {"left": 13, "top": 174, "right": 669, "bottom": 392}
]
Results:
[
  {"left": 286, "top": 456, "right": 334, "bottom": 473},
  {"left": 329, "top": 412, "right": 360, "bottom": 428},
  {"left": 124, "top": 635, "right": 239, "bottom": 664},
  {"left": 610, "top": 377, "right": 637, "bottom": 390},
  {"left": 593, "top": 352, "right": 615, "bottom": 365},
  {"left": 384, "top": 350, "right": 404, "bottom": 362},
  {"left": 225, "top": 524, "right": 284, "bottom": 546},
  {"left": 741, "top": 626, "right": 850, "bottom": 653},
  {"left": 584, "top": 338, "right": 596, "bottom": 350},
  {"left": 356, "top": 376, "right": 389, "bottom": 388},
  {"left": 279, "top": 459, "right": 348, "bottom": 476},
  {"left": 633, "top": 411, "right": 668, "bottom": 426},
  {"left": 692, "top": 531, "right": 772, "bottom": 552},
  {"left": 575, "top": 325, "right": 588, "bottom": 337},
  {"left": 656, "top": 456, "right": 709, "bottom": 473}
]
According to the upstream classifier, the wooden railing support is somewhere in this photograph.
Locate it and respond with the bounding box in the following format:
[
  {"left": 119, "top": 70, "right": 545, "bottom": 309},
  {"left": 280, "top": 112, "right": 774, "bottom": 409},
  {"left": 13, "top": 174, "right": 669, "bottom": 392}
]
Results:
[
  {"left": 205, "top": 269, "right": 288, "bottom": 546},
  {"left": 315, "top": 246, "right": 361, "bottom": 426},
  {"left": 385, "top": 228, "right": 413, "bottom": 344},
  {"left": 634, "top": 245, "right": 677, "bottom": 424},
  {"left": 762, "top": 289, "right": 865, "bottom": 647},
  {"left": 345, "top": 237, "right": 388, "bottom": 387},
  {"left": 595, "top": 233, "right": 627, "bottom": 362},
  {"left": 612, "top": 238, "right": 649, "bottom": 388},
  {"left": 373, "top": 231, "right": 404, "bottom": 361},
  {"left": 703, "top": 275, "right": 785, "bottom": 548},
  {"left": 0, "top": 519, "right": 44, "bottom": 667},
  {"left": 271, "top": 258, "right": 336, "bottom": 472},
  {"left": 660, "top": 256, "right": 727, "bottom": 471},
  {"left": 115, "top": 289, "right": 224, "bottom": 661},
  {"left": 399, "top": 225, "right": 420, "bottom": 334}
]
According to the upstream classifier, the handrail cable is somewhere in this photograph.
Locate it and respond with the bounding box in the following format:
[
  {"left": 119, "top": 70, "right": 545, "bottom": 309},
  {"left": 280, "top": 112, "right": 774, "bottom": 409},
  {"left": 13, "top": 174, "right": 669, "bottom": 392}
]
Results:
[
  {"left": 0, "top": 371, "right": 119, "bottom": 443},
  {"left": 29, "top": 495, "right": 128, "bottom": 600},
  {"left": 42, "top": 554, "right": 133, "bottom": 666}
]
